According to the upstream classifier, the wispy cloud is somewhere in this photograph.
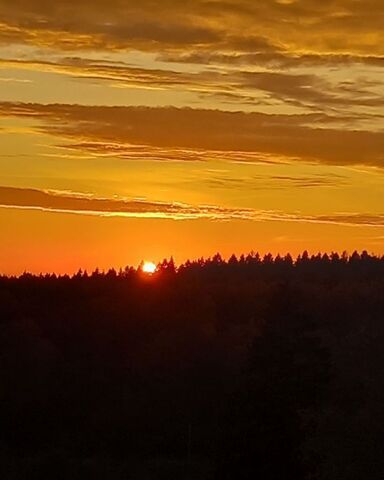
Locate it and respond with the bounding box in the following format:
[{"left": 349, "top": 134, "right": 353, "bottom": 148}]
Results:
[
  {"left": 1, "top": 186, "right": 384, "bottom": 227},
  {"left": 1, "top": 57, "right": 382, "bottom": 115},
  {"left": 159, "top": 50, "right": 384, "bottom": 70},
  {"left": 1, "top": 102, "right": 383, "bottom": 168},
  {"left": 204, "top": 173, "right": 349, "bottom": 190},
  {"left": 0, "top": 75, "right": 32, "bottom": 83}
]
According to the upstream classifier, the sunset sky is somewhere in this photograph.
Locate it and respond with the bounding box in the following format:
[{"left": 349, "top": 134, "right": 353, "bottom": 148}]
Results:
[{"left": 0, "top": 0, "right": 383, "bottom": 274}]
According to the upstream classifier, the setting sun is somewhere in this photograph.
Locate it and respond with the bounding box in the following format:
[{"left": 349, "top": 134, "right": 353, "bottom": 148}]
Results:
[{"left": 142, "top": 261, "right": 157, "bottom": 274}]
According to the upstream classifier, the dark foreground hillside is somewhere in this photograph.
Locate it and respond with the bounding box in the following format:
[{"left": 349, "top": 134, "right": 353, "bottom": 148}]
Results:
[{"left": 1, "top": 251, "right": 384, "bottom": 479}]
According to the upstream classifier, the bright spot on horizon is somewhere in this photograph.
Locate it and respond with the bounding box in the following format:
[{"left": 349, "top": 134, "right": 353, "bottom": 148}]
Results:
[{"left": 142, "top": 261, "right": 157, "bottom": 274}]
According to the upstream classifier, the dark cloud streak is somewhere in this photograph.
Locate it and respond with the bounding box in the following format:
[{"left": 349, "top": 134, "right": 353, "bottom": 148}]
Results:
[{"left": 1, "top": 102, "right": 383, "bottom": 168}]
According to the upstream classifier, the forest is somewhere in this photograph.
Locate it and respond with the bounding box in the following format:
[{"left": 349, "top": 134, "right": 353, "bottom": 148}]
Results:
[{"left": 1, "top": 250, "right": 384, "bottom": 479}]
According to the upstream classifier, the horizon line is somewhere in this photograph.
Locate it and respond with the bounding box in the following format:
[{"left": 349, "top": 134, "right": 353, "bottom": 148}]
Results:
[{"left": 2, "top": 249, "right": 383, "bottom": 279}]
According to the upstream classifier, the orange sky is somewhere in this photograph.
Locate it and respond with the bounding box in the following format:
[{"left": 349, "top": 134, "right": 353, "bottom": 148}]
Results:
[{"left": 0, "top": 0, "right": 383, "bottom": 274}]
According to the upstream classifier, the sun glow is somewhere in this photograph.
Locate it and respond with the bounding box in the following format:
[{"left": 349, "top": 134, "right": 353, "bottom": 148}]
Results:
[{"left": 142, "top": 261, "right": 157, "bottom": 274}]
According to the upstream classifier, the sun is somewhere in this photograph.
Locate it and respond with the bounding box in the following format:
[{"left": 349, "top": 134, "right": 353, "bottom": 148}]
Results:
[{"left": 142, "top": 261, "right": 157, "bottom": 274}]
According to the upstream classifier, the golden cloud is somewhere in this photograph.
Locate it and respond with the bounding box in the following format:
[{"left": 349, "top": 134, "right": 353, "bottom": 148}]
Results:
[
  {"left": 0, "top": 1, "right": 383, "bottom": 55},
  {"left": 0, "top": 102, "right": 383, "bottom": 167}
]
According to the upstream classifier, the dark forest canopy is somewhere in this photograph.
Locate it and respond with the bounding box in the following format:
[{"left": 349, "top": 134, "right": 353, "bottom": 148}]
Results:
[{"left": 1, "top": 250, "right": 384, "bottom": 479}]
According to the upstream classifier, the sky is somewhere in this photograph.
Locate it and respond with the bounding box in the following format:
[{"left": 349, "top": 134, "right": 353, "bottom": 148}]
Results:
[{"left": 0, "top": 0, "right": 383, "bottom": 274}]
